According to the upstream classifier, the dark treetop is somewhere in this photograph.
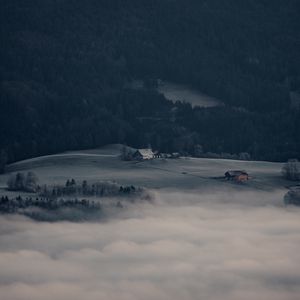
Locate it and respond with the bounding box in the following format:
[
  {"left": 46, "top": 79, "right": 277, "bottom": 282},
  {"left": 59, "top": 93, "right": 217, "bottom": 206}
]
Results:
[{"left": 1, "top": 0, "right": 299, "bottom": 166}]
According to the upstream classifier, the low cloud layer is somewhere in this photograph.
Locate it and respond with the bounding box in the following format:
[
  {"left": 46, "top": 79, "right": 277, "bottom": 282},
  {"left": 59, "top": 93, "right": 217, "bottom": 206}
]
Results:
[{"left": 0, "top": 188, "right": 300, "bottom": 300}]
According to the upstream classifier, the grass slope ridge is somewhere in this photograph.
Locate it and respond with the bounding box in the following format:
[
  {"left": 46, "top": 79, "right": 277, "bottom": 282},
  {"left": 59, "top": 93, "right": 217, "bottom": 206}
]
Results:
[{"left": 0, "top": 145, "right": 289, "bottom": 194}]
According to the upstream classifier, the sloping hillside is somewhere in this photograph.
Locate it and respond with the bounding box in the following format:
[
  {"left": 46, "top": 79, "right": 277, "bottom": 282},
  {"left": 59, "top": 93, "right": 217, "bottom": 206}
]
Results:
[
  {"left": 1, "top": 0, "right": 300, "bottom": 164},
  {"left": 0, "top": 145, "right": 288, "bottom": 199}
]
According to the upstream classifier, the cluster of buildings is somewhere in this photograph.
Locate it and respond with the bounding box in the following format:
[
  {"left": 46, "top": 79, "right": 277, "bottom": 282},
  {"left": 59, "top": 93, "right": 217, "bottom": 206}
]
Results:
[
  {"left": 121, "top": 146, "right": 250, "bottom": 183},
  {"left": 122, "top": 147, "right": 180, "bottom": 161}
]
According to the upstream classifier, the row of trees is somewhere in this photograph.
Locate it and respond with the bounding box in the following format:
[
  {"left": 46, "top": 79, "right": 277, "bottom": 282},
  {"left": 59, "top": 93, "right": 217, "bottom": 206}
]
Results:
[
  {"left": 40, "top": 179, "right": 144, "bottom": 199},
  {"left": 0, "top": 195, "right": 101, "bottom": 213},
  {"left": 5, "top": 174, "right": 151, "bottom": 201}
]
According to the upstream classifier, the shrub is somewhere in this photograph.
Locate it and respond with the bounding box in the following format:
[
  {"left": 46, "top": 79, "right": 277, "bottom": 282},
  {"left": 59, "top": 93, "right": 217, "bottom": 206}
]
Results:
[
  {"left": 282, "top": 159, "right": 300, "bottom": 181},
  {"left": 24, "top": 172, "right": 39, "bottom": 192}
]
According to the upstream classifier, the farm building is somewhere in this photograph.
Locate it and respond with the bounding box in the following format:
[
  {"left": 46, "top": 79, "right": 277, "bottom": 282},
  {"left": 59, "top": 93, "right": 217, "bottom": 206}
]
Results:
[
  {"left": 153, "top": 150, "right": 161, "bottom": 158},
  {"left": 170, "top": 152, "right": 180, "bottom": 159},
  {"left": 132, "top": 149, "right": 154, "bottom": 161},
  {"left": 225, "top": 170, "right": 249, "bottom": 182}
]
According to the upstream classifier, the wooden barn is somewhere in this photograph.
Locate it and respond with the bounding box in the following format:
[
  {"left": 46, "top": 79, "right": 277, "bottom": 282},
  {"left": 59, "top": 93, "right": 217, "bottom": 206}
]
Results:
[{"left": 225, "top": 170, "right": 249, "bottom": 182}]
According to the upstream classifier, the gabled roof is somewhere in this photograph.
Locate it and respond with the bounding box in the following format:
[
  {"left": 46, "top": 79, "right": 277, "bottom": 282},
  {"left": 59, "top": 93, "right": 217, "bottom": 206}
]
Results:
[
  {"left": 134, "top": 149, "right": 154, "bottom": 159},
  {"left": 225, "top": 170, "right": 248, "bottom": 176}
]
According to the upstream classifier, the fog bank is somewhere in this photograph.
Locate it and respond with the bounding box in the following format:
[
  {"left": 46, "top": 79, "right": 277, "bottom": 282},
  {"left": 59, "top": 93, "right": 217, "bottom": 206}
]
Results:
[{"left": 0, "top": 188, "right": 299, "bottom": 300}]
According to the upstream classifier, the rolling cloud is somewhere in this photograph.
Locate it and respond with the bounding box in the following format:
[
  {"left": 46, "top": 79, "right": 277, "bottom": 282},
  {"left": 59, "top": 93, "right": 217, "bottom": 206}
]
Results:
[{"left": 0, "top": 188, "right": 300, "bottom": 300}]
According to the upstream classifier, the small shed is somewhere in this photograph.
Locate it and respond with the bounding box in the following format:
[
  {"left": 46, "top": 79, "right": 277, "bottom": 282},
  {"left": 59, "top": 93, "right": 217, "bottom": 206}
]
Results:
[
  {"left": 225, "top": 170, "right": 249, "bottom": 182},
  {"left": 132, "top": 149, "right": 154, "bottom": 161},
  {"left": 170, "top": 152, "right": 180, "bottom": 159},
  {"left": 153, "top": 150, "right": 161, "bottom": 158}
]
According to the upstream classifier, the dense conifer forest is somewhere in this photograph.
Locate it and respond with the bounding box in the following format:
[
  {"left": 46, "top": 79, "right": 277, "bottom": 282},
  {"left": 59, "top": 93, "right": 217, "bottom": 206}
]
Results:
[{"left": 1, "top": 0, "right": 300, "bottom": 168}]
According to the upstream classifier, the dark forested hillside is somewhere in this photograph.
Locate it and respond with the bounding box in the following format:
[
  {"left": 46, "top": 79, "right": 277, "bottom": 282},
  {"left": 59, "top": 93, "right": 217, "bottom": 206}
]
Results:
[{"left": 1, "top": 0, "right": 300, "bottom": 167}]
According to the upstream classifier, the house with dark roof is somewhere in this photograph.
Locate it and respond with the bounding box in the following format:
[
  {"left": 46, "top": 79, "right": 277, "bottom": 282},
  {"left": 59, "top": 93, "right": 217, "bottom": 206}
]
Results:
[{"left": 225, "top": 170, "right": 249, "bottom": 182}]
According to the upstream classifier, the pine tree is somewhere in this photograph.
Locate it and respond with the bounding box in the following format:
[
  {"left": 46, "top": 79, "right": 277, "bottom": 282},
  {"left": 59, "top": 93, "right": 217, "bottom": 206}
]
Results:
[{"left": 0, "top": 150, "right": 8, "bottom": 174}]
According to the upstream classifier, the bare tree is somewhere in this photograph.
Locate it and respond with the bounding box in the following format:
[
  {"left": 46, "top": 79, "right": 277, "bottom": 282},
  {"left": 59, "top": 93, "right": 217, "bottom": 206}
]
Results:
[
  {"left": 282, "top": 159, "right": 300, "bottom": 181},
  {"left": 25, "top": 171, "right": 39, "bottom": 192},
  {"left": 120, "top": 145, "right": 134, "bottom": 161}
]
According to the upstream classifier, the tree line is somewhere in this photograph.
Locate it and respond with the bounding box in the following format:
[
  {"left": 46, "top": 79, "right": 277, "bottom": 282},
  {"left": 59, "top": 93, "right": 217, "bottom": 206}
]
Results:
[
  {"left": 1, "top": 0, "right": 299, "bottom": 169},
  {"left": 0, "top": 195, "right": 101, "bottom": 213}
]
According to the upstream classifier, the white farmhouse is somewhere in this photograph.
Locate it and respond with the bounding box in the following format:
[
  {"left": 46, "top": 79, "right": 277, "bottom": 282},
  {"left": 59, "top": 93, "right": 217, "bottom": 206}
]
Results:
[{"left": 132, "top": 149, "right": 154, "bottom": 161}]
